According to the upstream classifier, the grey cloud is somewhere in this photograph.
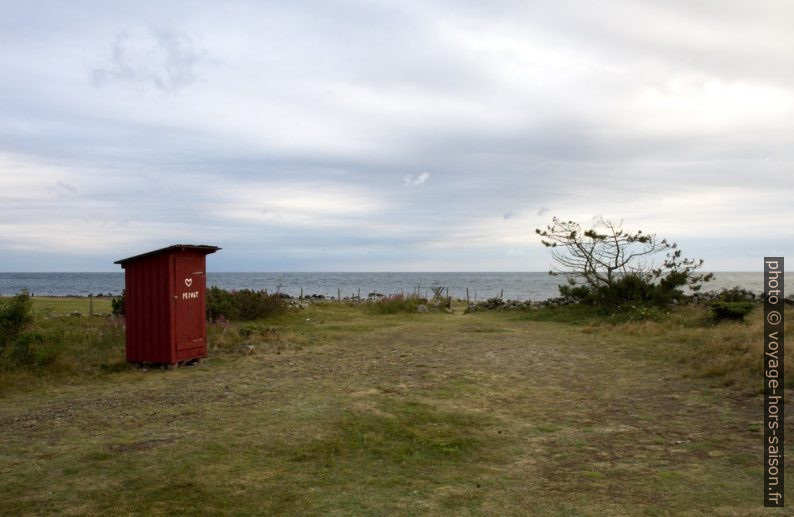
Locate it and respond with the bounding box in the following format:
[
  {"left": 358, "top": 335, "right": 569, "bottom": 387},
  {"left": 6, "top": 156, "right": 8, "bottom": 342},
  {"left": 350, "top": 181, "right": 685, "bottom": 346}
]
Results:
[
  {"left": 0, "top": 1, "right": 792, "bottom": 271},
  {"left": 55, "top": 181, "right": 78, "bottom": 195}
]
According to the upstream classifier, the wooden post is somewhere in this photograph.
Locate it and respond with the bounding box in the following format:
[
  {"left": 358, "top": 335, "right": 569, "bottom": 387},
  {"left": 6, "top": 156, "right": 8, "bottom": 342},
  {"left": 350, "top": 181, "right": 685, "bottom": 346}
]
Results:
[
  {"left": 89, "top": 294, "right": 93, "bottom": 316},
  {"left": 337, "top": 288, "right": 341, "bottom": 300},
  {"left": 300, "top": 287, "right": 303, "bottom": 300},
  {"left": 500, "top": 288, "right": 504, "bottom": 300},
  {"left": 466, "top": 288, "right": 470, "bottom": 306},
  {"left": 474, "top": 290, "right": 477, "bottom": 303},
  {"left": 358, "top": 288, "right": 361, "bottom": 299}
]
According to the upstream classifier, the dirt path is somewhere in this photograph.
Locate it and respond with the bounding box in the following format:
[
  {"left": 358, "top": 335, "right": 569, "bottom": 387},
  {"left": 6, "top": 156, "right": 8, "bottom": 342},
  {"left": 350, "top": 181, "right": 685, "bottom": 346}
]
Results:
[{"left": 0, "top": 310, "right": 788, "bottom": 515}]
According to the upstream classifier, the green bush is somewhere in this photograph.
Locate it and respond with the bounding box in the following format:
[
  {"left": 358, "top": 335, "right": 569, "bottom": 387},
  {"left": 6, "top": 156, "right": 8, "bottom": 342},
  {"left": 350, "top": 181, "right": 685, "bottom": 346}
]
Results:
[
  {"left": 710, "top": 301, "right": 755, "bottom": 322},
  {"left": 0, "top": 291, "right": 33, "bottom": 359},
  {"left": 6, "top": 330, "right": 62, "bottom": 369},
  {"left": 7, "top": 330, "right": 38, "bottom": 366},
  {"left": 206, "top": 287, "right": 287, "bottom": 321},
  {"left": 557, "top": 284, "right": 591, "bottom": 303},
  {"left": 559, "top": 273, "right": 685, "bottom": 311},
  {"left": 111, "top": 287, "right": 286, "bottom": 322},
  {"left": 111, "top": 289, "right": 125, "bottom": 316},
  {"left": 716, "top": 287, "right": 756, "bottom": 302}
]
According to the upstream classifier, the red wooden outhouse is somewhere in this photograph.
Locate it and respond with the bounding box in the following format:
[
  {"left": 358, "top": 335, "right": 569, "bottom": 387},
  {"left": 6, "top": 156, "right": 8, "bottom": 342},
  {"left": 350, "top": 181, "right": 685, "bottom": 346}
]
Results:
[{"left": 115, "top": 244, "right": 220, "bottom": 365}]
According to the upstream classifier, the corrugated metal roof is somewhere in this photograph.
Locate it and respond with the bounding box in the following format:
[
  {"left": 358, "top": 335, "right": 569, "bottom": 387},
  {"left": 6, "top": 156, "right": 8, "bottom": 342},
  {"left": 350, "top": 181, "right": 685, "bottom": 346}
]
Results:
[{"left": 114, "top": 244, "right": 221, "bottom": 265}]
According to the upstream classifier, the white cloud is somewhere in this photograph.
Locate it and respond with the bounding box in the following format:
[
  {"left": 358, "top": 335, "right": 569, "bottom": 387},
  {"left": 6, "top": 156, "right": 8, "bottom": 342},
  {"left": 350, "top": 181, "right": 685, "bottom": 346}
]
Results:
[{"left": 403, "top": 172, "right": 430, "bottom": 186}]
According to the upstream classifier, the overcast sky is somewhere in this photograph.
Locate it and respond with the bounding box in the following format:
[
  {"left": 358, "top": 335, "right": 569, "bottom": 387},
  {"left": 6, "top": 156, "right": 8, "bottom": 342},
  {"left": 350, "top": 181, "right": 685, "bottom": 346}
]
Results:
[{"left": 1, "top": 0, "right": 792, "bottom": 271}]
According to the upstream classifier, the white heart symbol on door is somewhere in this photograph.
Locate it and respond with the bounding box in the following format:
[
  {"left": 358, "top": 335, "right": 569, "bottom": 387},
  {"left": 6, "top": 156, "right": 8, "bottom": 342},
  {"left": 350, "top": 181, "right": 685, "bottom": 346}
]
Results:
[{"left": 184, "top": 278, "right": 193, "bottom": 287}]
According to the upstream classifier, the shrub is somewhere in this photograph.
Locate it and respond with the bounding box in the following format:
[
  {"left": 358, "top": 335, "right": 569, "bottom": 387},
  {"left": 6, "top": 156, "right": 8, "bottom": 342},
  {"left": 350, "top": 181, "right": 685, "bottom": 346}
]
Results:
[
  {"left": 558, "top": 273, "right": 685, "bottom": 311},
  {"left": 557, "top": 284, "right": 591, "bottom": 303},
  {"left": 110, "top": 287, "right": 286, "bottom": 322},
  {"left": 111, "top": 289, "right": 125, "bottom": 316},
  {"left": 206, "top": 286, "right": 234, "bottom": 321},
  {"left": 0, "top": 291, "right": 33, "bottom": 359},
  {"left": 206, "top": 287, "right": 287, "bottom": 321},
  {"left": 7, "top": 330, "right": 38, "bottom": 366},
  {"left": 710, "top": 301, "right": 755, "bottom": 322},
  {"left": 6, "top": 330, "right": 61, "bottom": 369},
  {"left": 716, "top": 286, "right": 756, "bottom": 302}
]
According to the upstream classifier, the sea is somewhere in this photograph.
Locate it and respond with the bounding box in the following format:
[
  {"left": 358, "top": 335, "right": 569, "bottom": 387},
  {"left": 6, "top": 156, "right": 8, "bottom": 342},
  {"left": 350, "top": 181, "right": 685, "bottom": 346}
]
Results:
[{"left": 0, "top": 272, "right": 781, "bottom": 301}]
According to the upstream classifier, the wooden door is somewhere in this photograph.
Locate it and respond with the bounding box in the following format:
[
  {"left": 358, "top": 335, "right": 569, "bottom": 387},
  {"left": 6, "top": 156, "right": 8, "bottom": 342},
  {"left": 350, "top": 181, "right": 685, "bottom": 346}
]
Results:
[{"left": 174, "top": 256, "right": 205, "bottom": 351}]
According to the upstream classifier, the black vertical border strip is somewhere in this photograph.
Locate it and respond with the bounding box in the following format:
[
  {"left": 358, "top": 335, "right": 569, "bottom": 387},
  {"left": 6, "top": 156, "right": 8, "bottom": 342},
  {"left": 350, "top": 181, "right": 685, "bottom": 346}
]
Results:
[{"left": 764, "top": 257, "right": 784, "bottom": 507}]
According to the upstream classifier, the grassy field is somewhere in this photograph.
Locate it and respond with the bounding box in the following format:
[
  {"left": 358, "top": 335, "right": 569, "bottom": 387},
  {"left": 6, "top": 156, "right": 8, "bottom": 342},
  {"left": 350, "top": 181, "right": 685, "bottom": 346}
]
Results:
[
  {"left": 0, "top": 300, "right": 791, "bottom": 515},
  {"left": 28, "top": 295, "right": 114, "bottom": 316}
]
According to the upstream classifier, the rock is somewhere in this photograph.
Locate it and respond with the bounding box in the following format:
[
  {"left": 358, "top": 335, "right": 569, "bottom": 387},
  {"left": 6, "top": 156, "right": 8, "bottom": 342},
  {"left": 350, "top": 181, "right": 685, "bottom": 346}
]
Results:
[
  {"left": 417, "top": 304, "right": 429, "bottom": 313},
  {"left": 70, "top": 311, "right": 81, "bottom": 318},
  {"left": 239, "top": 344, "right": 255, "bottom": 354}
]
